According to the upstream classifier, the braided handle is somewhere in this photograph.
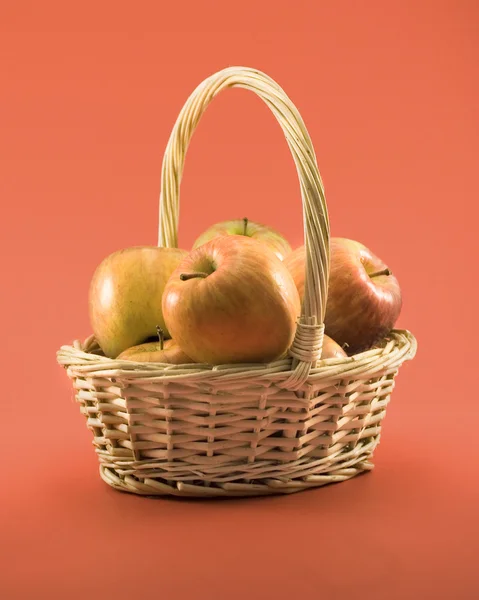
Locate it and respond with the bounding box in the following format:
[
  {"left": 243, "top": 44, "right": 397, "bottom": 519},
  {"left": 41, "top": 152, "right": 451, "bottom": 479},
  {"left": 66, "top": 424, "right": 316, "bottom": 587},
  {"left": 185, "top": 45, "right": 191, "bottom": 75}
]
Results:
[{"left": 158, "top": 67, "right": 330, "bottom": 386}]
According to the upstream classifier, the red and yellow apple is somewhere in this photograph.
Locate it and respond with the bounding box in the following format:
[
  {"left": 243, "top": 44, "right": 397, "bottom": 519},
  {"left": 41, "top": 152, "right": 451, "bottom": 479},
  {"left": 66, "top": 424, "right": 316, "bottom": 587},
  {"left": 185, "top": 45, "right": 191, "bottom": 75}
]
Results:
[
  {"left": 162, "top": 235, "right": 301, "bottom": 364},
  {"left": 284, "top": 238, "right": 402, "bottom": 354},
  {"left": 89, "top": 246, "right": 187, "bottom": 358},
  {"left": 192, "top": 218, "right": 292, "bottom": 261},
  {"left": 117, "top": 328, "right": 193, "bottom": 364}
]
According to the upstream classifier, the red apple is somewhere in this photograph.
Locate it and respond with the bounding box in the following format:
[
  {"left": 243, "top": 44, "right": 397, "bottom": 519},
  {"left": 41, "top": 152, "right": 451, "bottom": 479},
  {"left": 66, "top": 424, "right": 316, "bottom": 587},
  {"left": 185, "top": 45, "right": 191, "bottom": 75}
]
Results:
[
  {"left": 192, "top": 218, "right": 292, "bottom": 261},
  {"left": 284, "top": 238, "right": 402, "bottom": 354},
  {"left": 117, "top": 328, "right": 193, "bottom": 364},
  {"left": 162, "top": 235, "right": 301, "bottom": 364},
  {"left": 89, "top": 246, "right": 187, "bottom": 358}
]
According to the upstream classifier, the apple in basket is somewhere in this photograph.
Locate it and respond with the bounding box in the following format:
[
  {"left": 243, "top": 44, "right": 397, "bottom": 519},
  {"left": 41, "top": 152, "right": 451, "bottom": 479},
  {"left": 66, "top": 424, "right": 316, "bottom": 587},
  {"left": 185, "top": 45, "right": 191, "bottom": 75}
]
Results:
[
  {"left": 284, "top": 238, "right": 402, "bottom": 354},
  {"left": 89, "top": 246, "right": 187, "bottom": 358},
  {"left": 278, "top": 333, "right": 347, "bottom": 360},
  {"left": 117, "top": 327, "right": 194, "bottom": 364},
  {"left": 192, "top": 217, "right": 292, "bottom": 261},
  {"left": 320, "top": 334, "right": 347, "bottom": 359},
  {"left": 162, "top": 235, "right": 301, "bottom": 364}
]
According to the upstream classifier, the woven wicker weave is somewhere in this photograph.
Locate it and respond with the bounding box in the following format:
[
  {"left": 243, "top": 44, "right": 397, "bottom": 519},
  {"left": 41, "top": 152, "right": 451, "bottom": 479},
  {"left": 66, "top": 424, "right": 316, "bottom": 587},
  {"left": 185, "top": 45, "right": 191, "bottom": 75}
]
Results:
[{"left": 57, "top": 66, "right": 417, "bottom": 497}]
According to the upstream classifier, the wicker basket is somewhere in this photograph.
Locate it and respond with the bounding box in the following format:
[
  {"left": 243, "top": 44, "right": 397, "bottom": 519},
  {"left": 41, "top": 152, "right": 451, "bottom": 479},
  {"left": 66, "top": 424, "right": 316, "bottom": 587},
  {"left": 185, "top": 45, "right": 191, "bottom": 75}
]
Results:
[{"left": 57, "top": 66, "right": 417, "bottom": 497}]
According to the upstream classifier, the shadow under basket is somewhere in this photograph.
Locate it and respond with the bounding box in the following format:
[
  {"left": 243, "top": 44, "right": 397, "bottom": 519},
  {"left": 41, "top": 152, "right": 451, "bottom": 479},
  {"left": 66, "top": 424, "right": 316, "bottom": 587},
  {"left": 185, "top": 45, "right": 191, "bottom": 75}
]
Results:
[
  {"left": 57, "top": 330, "right": 416, "bottom": 497},
  {"left": 57, "top": 66, "right": 417, "bottom": 497}
]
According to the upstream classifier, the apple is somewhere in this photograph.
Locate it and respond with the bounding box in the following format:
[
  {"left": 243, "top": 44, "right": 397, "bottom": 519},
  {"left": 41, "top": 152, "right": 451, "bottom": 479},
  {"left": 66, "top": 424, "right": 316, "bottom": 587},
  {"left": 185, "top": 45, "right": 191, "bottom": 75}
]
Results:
[
  {"left": 283, "top": 243, "right": 307, "bottom": 302},
  {"left": 284, "top": 238, "right": 402, "bottom": 354},
  {"left": 277, "top": 333, "right": 346, "bottom": 360},
  {"left": 89, "top": 246, "right": 187, "bottom": 358},
  {"left": 117, "top": 327, "right": 194, "bottom": 364},
  {"left": 320, "top": 334, "right": 348, "bottom": 359},
  {"left": 162, "top": 235, "right": 301, "bottom": 364},
  {"left": 192, "top": 218, "right": 292, "bottom": 261}
]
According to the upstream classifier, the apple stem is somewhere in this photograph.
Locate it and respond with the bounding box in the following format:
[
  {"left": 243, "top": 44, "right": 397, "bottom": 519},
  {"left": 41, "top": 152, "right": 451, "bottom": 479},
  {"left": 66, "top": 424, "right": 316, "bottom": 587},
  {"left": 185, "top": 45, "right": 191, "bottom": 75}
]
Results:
[
  {"left": 180, "top": 272, "right": 209, "bottom": 281},
  {"left": 369, "top": 268, "right": 392, "bottom": 278},
  {"left": 243, "top": 217, "right": 248, "bottom": 236},
  {"left": 156, "top": 326, "right": 165, "bottom": 350}
]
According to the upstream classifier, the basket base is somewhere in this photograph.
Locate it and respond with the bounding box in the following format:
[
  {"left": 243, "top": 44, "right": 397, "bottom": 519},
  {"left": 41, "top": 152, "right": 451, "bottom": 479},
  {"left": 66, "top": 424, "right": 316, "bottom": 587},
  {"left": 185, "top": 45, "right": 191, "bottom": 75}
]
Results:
[{"left": 99, "top": 462, "right": 374, "bottom": 498}]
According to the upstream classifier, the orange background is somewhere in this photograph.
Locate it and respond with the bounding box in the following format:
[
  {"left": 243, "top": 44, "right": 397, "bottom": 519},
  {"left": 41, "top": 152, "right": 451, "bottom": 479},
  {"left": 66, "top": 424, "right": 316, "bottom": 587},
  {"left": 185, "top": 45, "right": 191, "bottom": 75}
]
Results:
[{"left": 1, "top": 1, "right": 478, "bottom": 599}]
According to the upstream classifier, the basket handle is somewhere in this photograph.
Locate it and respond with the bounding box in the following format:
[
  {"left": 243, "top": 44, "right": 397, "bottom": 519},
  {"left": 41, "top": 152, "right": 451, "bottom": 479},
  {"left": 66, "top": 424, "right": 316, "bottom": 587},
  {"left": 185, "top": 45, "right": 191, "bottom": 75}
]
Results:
[{"left": 158, "top": 66, "right": 330, "bottom": 387}]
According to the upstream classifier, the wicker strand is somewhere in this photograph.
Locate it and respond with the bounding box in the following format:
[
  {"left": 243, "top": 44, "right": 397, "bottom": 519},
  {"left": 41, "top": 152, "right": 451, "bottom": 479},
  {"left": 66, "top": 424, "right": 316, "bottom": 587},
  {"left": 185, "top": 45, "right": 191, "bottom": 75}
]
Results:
[
  {"left": 289, "top": 321, "right": 325, "bottom": 364},
  {"left": 282, "top": 320, "right": 324, "bottom": 389}
]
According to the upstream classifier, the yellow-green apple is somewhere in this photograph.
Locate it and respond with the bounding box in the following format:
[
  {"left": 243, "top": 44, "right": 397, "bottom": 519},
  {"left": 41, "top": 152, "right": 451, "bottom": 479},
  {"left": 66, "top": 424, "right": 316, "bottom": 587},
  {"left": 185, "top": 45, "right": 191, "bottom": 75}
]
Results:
[
  {"left": 117, "top": 327, "right": 193, "bottom": 364},
  {"left": 162, "top": 235, "right": 301, "bottom": 364},
  {"left": 192, "top": 218, "right": 292, "bottom": 261},
  {"left": 89, "top": 246, "right": 187, "bottom": 358},
  {"left": 284, "top": 238, "right": 402, "bottom": 354}
]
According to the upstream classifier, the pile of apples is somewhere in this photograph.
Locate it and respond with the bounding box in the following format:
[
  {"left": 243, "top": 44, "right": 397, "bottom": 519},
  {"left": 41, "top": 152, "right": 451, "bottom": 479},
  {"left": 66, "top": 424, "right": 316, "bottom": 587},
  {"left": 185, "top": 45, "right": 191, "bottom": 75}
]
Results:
[{"left": 89, "top": 218, "right": 402, "bottom": 365}]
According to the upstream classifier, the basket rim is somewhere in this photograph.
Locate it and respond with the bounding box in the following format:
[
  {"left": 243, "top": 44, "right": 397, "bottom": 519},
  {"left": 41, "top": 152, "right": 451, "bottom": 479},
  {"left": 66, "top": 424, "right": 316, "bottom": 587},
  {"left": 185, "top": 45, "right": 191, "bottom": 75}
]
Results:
[{"left": 57, "top": 329, "right": 417, "bottom": 385}]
